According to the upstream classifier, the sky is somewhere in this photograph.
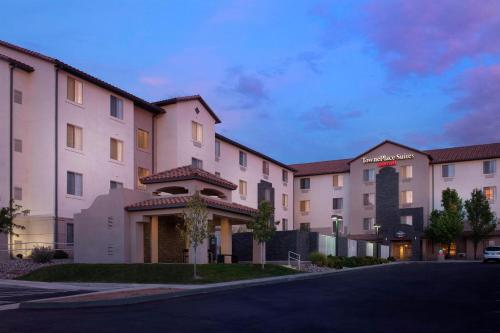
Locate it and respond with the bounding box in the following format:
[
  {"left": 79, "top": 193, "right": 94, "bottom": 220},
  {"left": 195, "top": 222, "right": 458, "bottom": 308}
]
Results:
[{"left": 1, "top": 0, "right": 499, "bottom": 164}]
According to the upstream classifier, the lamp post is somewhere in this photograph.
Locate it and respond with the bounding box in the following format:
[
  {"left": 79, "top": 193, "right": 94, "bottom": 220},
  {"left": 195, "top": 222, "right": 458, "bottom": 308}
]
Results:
[
  {"left": 331, "top": 215, "right": 343, "bottom": 257},
  {"left": 373, "top": 224, "right": 381, "bottom": 258}
]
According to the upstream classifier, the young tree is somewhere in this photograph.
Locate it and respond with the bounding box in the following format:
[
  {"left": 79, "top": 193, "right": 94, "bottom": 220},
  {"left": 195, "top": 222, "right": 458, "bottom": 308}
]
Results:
[
  {"left": 247, "top": 201, "right": 276, "bottom": 269},
  {"left": 0, "top": 200, "right": 28, "bottom": 236},
  {"left": 425, "top": 188, "right": 464, "bottom": 257},
  {"left": 180, "top": 193, "right": 210, "bottom": 279},
  {"left": 465, "top": 189, "right": 497, "bottom": 259}
]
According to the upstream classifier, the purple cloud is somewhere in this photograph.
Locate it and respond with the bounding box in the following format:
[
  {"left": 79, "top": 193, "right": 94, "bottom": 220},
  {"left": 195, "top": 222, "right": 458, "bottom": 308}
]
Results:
[
  {"left": 300, "top": 105, "right": 362, "bottom": 131},
  {"left": 217, "top": 67, "right": 269, "bottom": 109},
  {"left": 365, "top": 0, "right": 500, "bottom": 75},
  {"left": 444, "top": 65, "right": 500, "bottom": 144}
]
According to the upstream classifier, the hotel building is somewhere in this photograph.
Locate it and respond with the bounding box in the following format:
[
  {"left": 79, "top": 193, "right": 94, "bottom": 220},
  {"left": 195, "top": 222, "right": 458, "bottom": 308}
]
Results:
[{"left": 0, "top": 40, "right": 498, "bottom": 262}]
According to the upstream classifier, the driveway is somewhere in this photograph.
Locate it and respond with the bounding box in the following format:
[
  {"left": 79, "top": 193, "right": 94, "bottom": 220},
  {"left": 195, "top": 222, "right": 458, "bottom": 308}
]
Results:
[{"left": 0, "top": 262, "right": 499, "bottom": 333}]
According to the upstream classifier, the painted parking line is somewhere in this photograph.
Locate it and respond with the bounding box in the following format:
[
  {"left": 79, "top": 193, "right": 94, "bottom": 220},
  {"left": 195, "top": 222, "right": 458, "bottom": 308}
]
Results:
[{"left": 0, "top": 285, "right": 93, "bottom": 307}]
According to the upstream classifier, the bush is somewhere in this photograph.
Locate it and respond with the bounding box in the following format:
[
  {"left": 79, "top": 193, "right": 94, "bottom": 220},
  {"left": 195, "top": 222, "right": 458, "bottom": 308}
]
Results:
[
  {"left": 387, "top": 256, "right": 396, "bottom": 262},
  {"left": 309, "top": 251, "right": 328, "bottom": 267},
  {"left": 53, "top": 250, "right": 69, "bottom": 259},
  {"left": 31, "top": 246, "right": 54, "bottom": 263},
  {"left": 16, "top": 253, "right": 23, "bottom": 259},
  {"left": 326, "top": 256, "right": 344, "bottom": 269}
]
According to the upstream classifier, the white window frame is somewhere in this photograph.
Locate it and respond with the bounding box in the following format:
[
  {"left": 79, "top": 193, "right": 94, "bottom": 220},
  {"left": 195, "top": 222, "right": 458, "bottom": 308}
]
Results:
[
  {"left": 67, "top": 124, "right": 83, "bottom": 151},
  {"left": 191, "top": 121, "right": 203, "bottom": 144},
  {"left": 400, "top": 190, "right": 413, "bottom": 205},
  {"left": 67, "top": 76, "right": 83, "bottom": 105},
  {"left": 484, "top": 186, "right": 497, "bottom": 202},
  {"left": 239, "top": 151, "right": 247, "bottom": 167},
  {"left": 300, "top": 200, "right": 310, "bottom": 213},
  {"left": 67, "top": 171, "right": 83, "bottom": 196},
  {"left": 110, "top": 138, "right": 124, "bottom": 162},
  {"left": 239, "top": 180, "right": 247, "bottom": 197},
  {"left": 137, "top": 129, "right": 149, "bottom": 150},
  {"left": 442, "top": 164, "right": 455, "bottom": 178},
  {"left": 483, "top": 160, "right": 496, "bottom": 175},
  {"left": 333, "top": 174, "right": 343, "bottom": 187},
  {"left": 110, "top": 95, "right": 124, "bottom": 120}
]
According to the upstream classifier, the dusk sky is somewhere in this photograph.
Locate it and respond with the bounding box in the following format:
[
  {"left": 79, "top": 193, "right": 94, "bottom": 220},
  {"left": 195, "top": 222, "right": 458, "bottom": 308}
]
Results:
[{"left": 1, "top": 0, "right": 499, "bottom": 164}]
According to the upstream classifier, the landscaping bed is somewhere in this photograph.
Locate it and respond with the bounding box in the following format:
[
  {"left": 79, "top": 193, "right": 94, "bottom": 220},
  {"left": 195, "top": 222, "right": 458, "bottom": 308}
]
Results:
[
  {"left": 0, "top": 259, "right": 72, "bottom": 279},
  {"left": 309, "top": 252, "right": 390, "bottom": 269},
  {"left": 17, "top": 263, "right": 298, "bottom": 284}
]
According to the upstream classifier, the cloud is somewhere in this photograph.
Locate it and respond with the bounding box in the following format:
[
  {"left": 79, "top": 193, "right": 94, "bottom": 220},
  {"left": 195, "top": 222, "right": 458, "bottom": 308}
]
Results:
[
  {"left": 443, "top": 65, "right": 500, "bottom": 144},
  {"left": 217, "top": 67, "right": 270, "bottom": 109},
  {"left": 139, "top": 76, "right": 169, "bottom": 87},
  {"left": 364, "top": 0, "right": 500, "bottom": 76},
  {"left": 300, "top": 105, "right": 362, "bottom": 131}
]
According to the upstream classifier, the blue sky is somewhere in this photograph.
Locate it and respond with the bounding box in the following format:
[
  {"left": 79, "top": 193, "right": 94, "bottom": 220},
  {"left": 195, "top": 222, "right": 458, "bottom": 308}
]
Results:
[{"left": 2, "top": 0, "right": 499, "bottom": 164}]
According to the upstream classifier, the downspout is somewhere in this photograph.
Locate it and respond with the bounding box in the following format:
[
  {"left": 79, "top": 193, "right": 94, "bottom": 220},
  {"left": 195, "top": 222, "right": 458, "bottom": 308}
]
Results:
[
  {"left": 9, "top": 65, "right": 14, "bottom": 257},
  {"left": 54, "top": 66, "right": 59, "bottom": 248},
  {"left": 431, "top": 164, "right": 434, "bottom": 211},
  {"left": 152, "top": 113, "right": 157, "bottom": 173}
]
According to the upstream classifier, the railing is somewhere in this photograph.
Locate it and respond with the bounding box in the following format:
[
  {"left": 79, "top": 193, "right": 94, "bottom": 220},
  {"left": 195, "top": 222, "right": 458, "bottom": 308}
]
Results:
[{"left": 288, "top": 251, "right": 301, "bottom": 270}]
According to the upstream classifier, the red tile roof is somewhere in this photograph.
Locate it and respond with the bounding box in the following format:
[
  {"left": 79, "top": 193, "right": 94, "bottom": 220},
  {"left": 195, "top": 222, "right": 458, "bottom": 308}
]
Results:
[
  {"left": 424, "top": 142, "right": 500, "bottom": 164},
  {"left": 153, "top": 95, "right": 221, "bottom": 123},
  {"left": 125, "top": 195, "right": 258, "bottom": 216},
  {"left": 290, "top": 159, "right": 351, "bottom": 177},
  {"left": 141, "top": 165, "right": 238, "bottom": 190},
  {"left": 290, "top": 142, "right": 500, "bottom": 176}
]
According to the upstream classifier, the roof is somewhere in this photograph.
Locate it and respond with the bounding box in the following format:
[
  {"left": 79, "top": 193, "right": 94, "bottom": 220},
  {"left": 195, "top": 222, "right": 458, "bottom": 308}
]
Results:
[
  {"left": 289, "top": 141, "right": 500, "bottom": 176},
  {"left": 141, "top": 165, "right": 238, "bottom": 190},
  {"left": 125, "top": 195, "right": 258, "bottom": 216},
  {"left": 0, "top": 40, "right": 164, "bottom": 114},
  {"left": 348, "top": 140, "right": 432, "bottom": 164},
  {"left": 424, "top": 142, "right": 500, "bottom": 164},
  {"left": 0, "top": 53, "right": 34, "bottom": 72},
  {"left": 154, "top": 95, "right": 221, "bottom": 123},
  {"left": 290, "top": 158, "right": 351, "bottom": 177},
  {"left": 215, "top": 133, "right": 296, "bottom": 172}
]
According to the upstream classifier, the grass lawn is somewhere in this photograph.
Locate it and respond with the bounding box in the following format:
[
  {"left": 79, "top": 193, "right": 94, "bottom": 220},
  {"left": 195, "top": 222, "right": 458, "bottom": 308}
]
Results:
[{"left": 17, "top": 263, "right": 298, "bottom": 284}]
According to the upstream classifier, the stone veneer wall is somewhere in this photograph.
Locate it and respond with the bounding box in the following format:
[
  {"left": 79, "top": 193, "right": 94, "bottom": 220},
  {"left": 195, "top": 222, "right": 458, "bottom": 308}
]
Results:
[{"left": 158, "top": 216, "right": 185, "bottom": 263}]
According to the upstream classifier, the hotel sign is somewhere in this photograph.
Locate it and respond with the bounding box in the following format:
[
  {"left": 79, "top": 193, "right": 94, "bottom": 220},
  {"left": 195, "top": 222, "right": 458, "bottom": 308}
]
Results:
[{"left": 362, "top": 153, "right": 415, "bottom": 164}]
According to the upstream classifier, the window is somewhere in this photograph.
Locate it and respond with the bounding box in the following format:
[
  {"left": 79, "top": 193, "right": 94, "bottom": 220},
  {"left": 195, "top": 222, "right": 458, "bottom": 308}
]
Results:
[
  {"left": 67, "top": 124, "right": 83, "bottom": 150},
  {"left": 363, "top": 168, "right": 375, "bottom": 182},
  {"left": 13, "top": 187, "right": 22, "bottom": 200},
  {"left": 363, "top": 193, "right": 375, "bottom": 206},
  {"left": 14, "top": 139, "right": 22, "bottom": 153},
  {"left": 300, "top": 178, "right": 310, "bottom": 190},
  {"left": 282, "top": 170, "right": 288, "bottom": 183},
  {"left": 192, "top": 158, "right": 203, "bottom": 169},
  {"left": 110, "top": 95, "right": 124, "bottom": 119},
  {"left": 363, "top": 218, "right": 374, "bottom": 231},
  {"left": 239, "top": 180, "right": 247, "bottom": 197},
  {"left": 110, "top": 181, "right": 123, "bottom": 189},
  {"left": 239, "top": 151, "right": 247, "bottom": 167},
  {"left": 400, "top": 190, "right": 413, "bottom": 204},
  {"left": 484, "top": 187, "right": 497, "bottom": 201},
  {"left": 300, "top": 200, "right": 310, "bottom": 213},
  {"left": 282, "top": 194, "right": 288, "bottom": 208},
  {"left": 262, "top": 161, "right": 269, "bottom": 176},
  {"left": 332, "top": 198, "right": 343, "bottom": 210},
  {"left": 333, "top": 174, "right": 343, "bottom": 187},
  {"left": 110, "top": 138, "right": 123, "bottom": 161},
  {"left": 67, "top": 76, "right": 83, "bottom": 104},
  {"left": 137, "top": 167, "right": 150, "bottom": 189},
  {"left": 191, "top": 121, "right": 203, "bottom": 143},
  {"left": 282, "top": 218, "right": 289, "bottom": 231},
  {"left": 66, "top": 223, "right": 74, "bottom": 244},
  {"left": 401, "top": 215, "right": 413, "bottom": 226},
  {"left": 215, "top": 140, "right": 221, "bottom": 159},
  {"left": 401, "top": 165, "right": 413, "bottom": 179},
  {"left": 14, "top": 90, "right": 22, "bottom": 104},
  {"left": 442, "top": 164, "right": 455, "bottom": 178},
  {"left": 300, "top": 223, "right": 310, "bottom": 232},
  {"left": 137, "top": 129, "right": 149, "bottom": 150},
  {"left": 67, "top": 171, "right": 83, "bottom": 196},
  {"left": 484, "top": 160, "right": 496, "bottom": 175}
]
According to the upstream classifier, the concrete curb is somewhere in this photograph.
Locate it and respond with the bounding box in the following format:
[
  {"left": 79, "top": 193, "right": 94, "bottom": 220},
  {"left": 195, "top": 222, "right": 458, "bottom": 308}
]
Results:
[{"left": 19, "top": 263, "right": 399, "bottom": 310}]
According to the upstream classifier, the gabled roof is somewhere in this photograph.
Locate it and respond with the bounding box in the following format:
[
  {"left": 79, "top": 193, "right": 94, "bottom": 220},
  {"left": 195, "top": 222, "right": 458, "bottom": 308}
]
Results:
[
  {"left": 0, "top": 40, "right": 164, "bottom": 114},
  {"left": 348, "top": 140, "right": 432, "bottom": 164},
  {"left": 290, "top": 158, "right": 351, "bottom": 177},
  {"left": 424, "top": 142, "right": 500, "bottom": 164},
  {"left": 153, "top": 95, "right": 221, "bottom": 123},
  {"left": 125, "top": 195, "right": 258, "bottom": 216},
  {"left": 141, "top": 165, "right": 237, "bottom": 190},
  {"left": 215, "top": 133, "right": 296, "bottom": 172},
  {"left": 0, "top": 53, "right": 34, "bottom": 72}
]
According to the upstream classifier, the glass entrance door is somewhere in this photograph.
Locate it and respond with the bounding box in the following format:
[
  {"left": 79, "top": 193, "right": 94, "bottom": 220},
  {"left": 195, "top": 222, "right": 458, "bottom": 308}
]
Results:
[{"left": 391, "top": 241, "right": 412, "bottom": 260}]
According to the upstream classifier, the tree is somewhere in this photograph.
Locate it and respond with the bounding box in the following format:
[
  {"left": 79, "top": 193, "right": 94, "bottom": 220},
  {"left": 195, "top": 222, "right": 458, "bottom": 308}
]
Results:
[
  {"left": 425, "top": 188, "right": 464, "bottom": 257},
  {"left": 465, "top": 189, "right": 497, "bottom": 259},
  {"left": 247, "top": 201, "right": 276, "bottom": 269},
  {"left": 0, "top": 200, "right": 28, "bottom": 236},
  {"left": 180, "top": 193, "right": 210, "bottom": 279}
]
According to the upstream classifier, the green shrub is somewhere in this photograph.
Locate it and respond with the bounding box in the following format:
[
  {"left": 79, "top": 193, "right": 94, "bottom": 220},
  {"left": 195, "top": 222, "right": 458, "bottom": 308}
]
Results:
[
  {"left": 31, "top": 246, "right": 54, "bottom": 263},
  {"left": 53, "top": 250, "right": 69, "bottom": 259},
  {"left": 309, "top": 251, "right": 328, "bottom": 267},
  {"left": 326, "top": 256, "right": 344, "bottom": 269},
  {"left": 387, "top": 256, "right": 396, "bottom": 262}
]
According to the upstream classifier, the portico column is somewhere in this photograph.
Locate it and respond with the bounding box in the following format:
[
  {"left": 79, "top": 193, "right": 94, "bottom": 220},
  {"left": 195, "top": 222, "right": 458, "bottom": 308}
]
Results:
[
  {"left": 151, "top": 215, "right": 159, "bottom": 263},
  {"left": 220, "top": 217, "right": 232, "bottom": 264}
]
